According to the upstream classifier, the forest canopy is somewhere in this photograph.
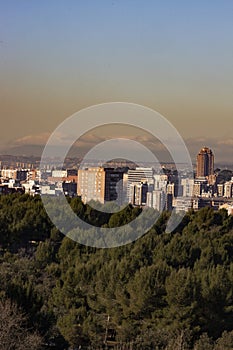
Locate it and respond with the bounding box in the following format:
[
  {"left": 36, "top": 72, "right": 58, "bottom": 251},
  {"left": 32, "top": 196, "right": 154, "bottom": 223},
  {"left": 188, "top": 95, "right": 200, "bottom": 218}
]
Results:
[{"left": 0, "top": 193, "right": 233, "bottom": 349}]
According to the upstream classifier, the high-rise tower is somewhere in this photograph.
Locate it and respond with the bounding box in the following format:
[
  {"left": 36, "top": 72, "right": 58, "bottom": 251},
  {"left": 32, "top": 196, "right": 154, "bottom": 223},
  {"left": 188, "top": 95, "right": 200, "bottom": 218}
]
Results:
[{"left": 196, "top": 147, "right": 214, "bottom": 178}]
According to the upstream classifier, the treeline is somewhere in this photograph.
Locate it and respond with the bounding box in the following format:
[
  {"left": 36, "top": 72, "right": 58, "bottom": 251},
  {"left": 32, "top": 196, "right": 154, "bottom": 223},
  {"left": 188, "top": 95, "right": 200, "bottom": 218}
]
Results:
[{"left": 0, "top": 194, "right": 233, "bottom": 349}]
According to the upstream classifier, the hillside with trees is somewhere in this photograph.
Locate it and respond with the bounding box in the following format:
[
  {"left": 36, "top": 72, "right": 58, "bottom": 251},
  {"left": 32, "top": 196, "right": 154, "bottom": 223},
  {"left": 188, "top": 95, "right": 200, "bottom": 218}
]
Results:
[{"left": 0, "top": 194, "right": 233, "bottom": 349}]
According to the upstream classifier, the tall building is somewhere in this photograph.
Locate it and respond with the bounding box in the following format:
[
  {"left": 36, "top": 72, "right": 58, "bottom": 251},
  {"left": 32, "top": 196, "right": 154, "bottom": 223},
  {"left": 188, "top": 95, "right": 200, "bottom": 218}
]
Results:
[
  {"left": 146, "top": 189, "right": 166, "bottom": 212},
  {"left": 127, "top": 167, "right": 154, "bottom": 201},
  {"left": 181, "top": 178, "right": 194, "bottom": 197},
  {"left": 78, "top": 167, "right": 105, "bottom": 204},
  {"left": 196, "top": 147, "right": 214, "bottom": 178},
  {"left": 77, "top": 167, "right": 126, "bottom": 204},
  {"left": 165, "top": 193, "right": 173, "bottom": 211},
  {"left": 104, "top": 168, "right": 125, "bottom": 204},
  {"left": 129, "top": 182, "right": 148, "bottom": 206},
  {"left": 166, "top": 182, "right": 179, "bottom": 197}
]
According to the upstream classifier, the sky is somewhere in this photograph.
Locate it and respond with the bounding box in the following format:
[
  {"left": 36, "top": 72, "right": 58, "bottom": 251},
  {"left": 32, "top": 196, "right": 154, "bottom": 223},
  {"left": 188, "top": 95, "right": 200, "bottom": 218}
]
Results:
[{"left": 0, "top": 0, "right": 233, "bottom": 164}]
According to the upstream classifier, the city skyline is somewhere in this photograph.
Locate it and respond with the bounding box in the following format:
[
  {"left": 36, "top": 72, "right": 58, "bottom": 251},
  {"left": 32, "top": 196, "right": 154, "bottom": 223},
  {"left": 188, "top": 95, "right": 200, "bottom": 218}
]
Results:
[
  {"left": 1, "top": 145, "right": 233, "bottom": 215},
  {"left": 0, "top": 1, "right": 233, "bottom": 164}
]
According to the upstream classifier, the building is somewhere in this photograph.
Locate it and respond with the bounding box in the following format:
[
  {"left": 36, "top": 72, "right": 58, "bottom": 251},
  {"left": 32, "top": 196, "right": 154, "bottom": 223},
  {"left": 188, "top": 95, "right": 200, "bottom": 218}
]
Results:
[
  {"left": 27, "top": 169, "right": 40, "bottom": 182},
  {"left": 193, "top": 178, "right": 208, "bottom": 197},
  {"left": 173, "top": 197, "right": 192, "bottom": 212},
  {"left": 147, "top": 189, "right": 166, "bottom": 212},
  {"left": 192, "top": 198, "right": 212, "bottom": 210},
  {"left": 78, "top": 167, "right": 105, "bottom": 204},
  {"left": 77, "top": 167, "right": 126, "bottom": 204},
  {"left": 129, "top": 182, "right": 148, "bottom": 206},
  {"left": 62, "top": 181, "right": 77, "bottom": 197},
  {"left": 196, "top": 147, "right": 214, "bottom": 178},
  {"left": 1, "top": 169, "right": 16, "bottom": 179},
  {"left": 0, "top": 183, "right": 24, "bottom": 195},
  {"left": 0, "top": 169, "right": 28, "bottom": 181},
  {"left": 51, "top": 170, "right": 68, "bottom": 178},
  {"left": 48, "top": 169, "right": 78, "bottom": 184},
  {"left": 193, "top": 182, "right": 202, "bottom": 197},
  {"left": 165, "top": 193, "right": 173, "bottom": 211},
  {"left": 166, "top": 182, "right": 180, "bottom": 198},
  {"left": 224, "top": 181, "right": 233, "bottom": 198},
  {"left": 122, "top": 173, "right": 129, "bottom": 204},
  {"left": 104, "top": 168, "right": 125, "bottom": 204},
  {"left": 153, "top": 174, "right": 168, "bottom": 191},
  {"left": 181, "top": 178, "right": 194, "bottom": 197},
  {"left": 127, "top": 167, "right": 154, "bottom": 201},
  {"left": 22, "top": 180, "right": 40, "bottom": 195},
  {"left": 217, "top": 184, "right": 224, "bottom": 197}
]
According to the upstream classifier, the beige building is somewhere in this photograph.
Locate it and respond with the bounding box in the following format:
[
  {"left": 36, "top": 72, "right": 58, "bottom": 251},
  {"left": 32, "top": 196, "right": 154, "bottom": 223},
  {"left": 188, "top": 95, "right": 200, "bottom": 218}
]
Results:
[
  {"left": 224, "top": 182, "right": 233, "bottom": 198},
  {"left": 77, "top": 167, "right": 125, "bottom": 204},
  {"left": 1, "top": 169, "right": 16, "bottom": 179},
  {"left": 1, "top": 169, "right": 28, "bottom": 181},
  {"left": 193, "top": 182, "right": 202, "bottom": 197},
  {"left": 129, "top": 182, "right": 148, "bottom": 206},
  {"left": 217, "top": 184, "right": 224, "bottom": 197},
  {"left": 78, "top": 167, "right": 105, "bottom": 204}
]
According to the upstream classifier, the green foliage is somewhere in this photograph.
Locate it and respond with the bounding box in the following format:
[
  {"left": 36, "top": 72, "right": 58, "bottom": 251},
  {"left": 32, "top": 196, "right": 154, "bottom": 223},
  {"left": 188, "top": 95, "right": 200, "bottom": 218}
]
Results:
[
  {"left": 0, "top": 194, "right": 233, "bottom": 348},
  {"left": 0, "top": 194, "right": 52, "bottom": 250}
]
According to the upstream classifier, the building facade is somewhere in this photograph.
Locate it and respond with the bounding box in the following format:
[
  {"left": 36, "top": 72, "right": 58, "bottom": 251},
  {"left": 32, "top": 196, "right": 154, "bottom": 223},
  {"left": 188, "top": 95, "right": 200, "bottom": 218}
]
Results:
[
  {"left": 78, "top": 167, "right": 105, "bottom": 204},
  {"left": 127, "top": 167, "right": 154, "bottom": 201},
  {"left": 77, "top": 167, "right": 126, "bottom": 204},
  {"left": 196, "top": 147, "right": 214, "bottom": 178}
]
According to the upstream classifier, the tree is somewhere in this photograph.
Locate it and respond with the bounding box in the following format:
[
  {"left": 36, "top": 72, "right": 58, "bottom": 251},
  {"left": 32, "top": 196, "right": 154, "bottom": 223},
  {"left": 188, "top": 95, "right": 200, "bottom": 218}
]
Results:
[
  {"left": 194, "top": 333, "right": 214, "bottom": 350},
  {"left": 214, "top": 330, "right": 233, "bottom": 350},
  {"left": 0, "top": 298, "right": 42, "bottom": 350}
]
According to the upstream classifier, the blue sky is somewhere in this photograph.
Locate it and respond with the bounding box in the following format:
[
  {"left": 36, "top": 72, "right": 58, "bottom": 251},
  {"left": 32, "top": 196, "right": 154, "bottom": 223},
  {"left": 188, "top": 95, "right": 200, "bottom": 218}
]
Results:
[{"left": 0, "top": 1, "right": 233, "bottom": 162}]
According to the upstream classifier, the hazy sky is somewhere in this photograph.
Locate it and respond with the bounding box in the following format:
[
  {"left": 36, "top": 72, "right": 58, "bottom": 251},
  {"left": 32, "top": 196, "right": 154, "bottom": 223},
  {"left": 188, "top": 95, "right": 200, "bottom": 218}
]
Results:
[{"left": 0, "top": 1, "right": 233, "bottom": 163}]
